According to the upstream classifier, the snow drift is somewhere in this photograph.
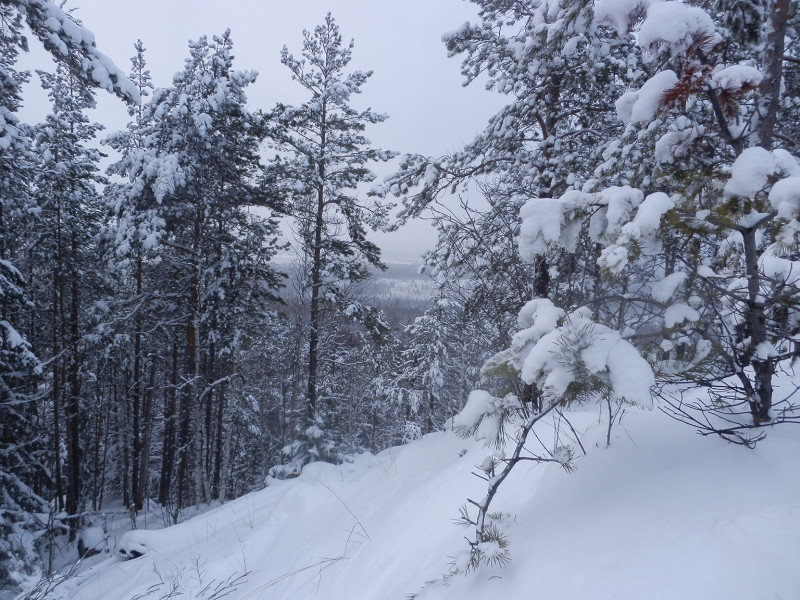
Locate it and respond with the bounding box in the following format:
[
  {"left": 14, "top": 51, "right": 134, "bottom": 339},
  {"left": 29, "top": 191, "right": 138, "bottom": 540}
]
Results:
[{"left": 43, "top": 391, "right": 800, "bottom": 600}]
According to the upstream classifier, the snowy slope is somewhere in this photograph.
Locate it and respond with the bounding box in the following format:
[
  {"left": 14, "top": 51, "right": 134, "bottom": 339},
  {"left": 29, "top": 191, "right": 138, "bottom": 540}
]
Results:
[{"left": 47, "top": 399, "right": 800, "bottom": 600}]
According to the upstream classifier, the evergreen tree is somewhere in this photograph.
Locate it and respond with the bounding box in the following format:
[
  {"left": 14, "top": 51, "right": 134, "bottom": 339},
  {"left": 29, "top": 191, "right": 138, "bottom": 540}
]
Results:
[
  {"left": 390, "top": 298, "right": 480, "bottom": 436},
  {"left": 102, "top": 40, "right": 157, "bottom": 513},
  {"left": 28, "top": 60, "right": 106, "bottom": 535},
  {"left": 265, "top": 13, "right": 395, "bottom": 472},
  {"left": 0, "top": 3, "right": 135, "bottom": 590},
  {"left": 0, "top": 0, "right": 137, "bottom": 103},
  {"left": 493, "top": 0, "right": 800, "bottom": 442},
  {"left": 107, "top": 31, "right": 282, "bottom": 509},
  {"left": 377, "top": 0, "right": 646, "bottom": 396},
  {"left": 0, "top": 34, "right": 45, "bottom": 570}
]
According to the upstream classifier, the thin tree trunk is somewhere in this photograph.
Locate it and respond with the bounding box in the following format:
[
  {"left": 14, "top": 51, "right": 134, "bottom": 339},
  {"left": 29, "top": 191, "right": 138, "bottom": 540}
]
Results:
[
  {"left": 217, "top": 377, "right": 232, "bottom": 503},
  {"left": 307, "top": 105, "right": 327, "bottom": 423},
  {"left": 65, "top": 238, "right": 82, "bottom": 540},
  {"left": 135, "top": 356, "right": 156, "bottom": 510},
  {"left": 212, "top": 376, "right": 226, "bottom": 499},
  {"left": 51, "top": 284, "right": 64, "bottom": 513},
  {"left": 176, "top": 307, "right": 196, "bottom": 516},
  {"left": 755, "top": 0, "right": 790, "bottom": 148},
  {"left": 307, "top": 192, "right": 324, "bottom": 421},
  {"left": 91, "top": 378, "right": 103, "bottom": 511},
  {"left": 159, "top": 342, "right": 178, "bottom": 505},
  {"left": 741, "top": 226, "right": 773, "bottom": 423},
  {"left": 131, "top": 252, "right": 143, "bottom": 510}
]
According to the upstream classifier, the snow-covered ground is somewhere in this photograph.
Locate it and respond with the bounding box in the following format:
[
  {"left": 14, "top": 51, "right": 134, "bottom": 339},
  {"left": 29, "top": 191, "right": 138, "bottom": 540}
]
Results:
[{"left": 39, "top": 390, "right": 800, "bottom": 600}]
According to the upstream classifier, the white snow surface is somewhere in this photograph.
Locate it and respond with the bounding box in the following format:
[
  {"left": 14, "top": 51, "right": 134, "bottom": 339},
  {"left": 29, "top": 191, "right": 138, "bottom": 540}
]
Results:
[
  {"left": 616, "top": 70, "right": 678, "bottom": 124},
  {"left": 638, "top": 1, "right": 720, "bottom": 56},
  {"left": 45, "top": 390, "right": 800, "bottom": 600},
  {"left": 724, "top": 147, "right": 776, "bottom": 198}
]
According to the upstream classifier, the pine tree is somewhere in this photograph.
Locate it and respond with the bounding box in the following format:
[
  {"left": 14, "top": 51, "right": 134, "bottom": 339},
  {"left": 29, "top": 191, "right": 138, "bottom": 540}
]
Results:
[
  {"left": 390, "top": 299, "right": 480, "bottom": 436},
  {"left": 28, "top": 60, "right": 106, "bottom": 536},
  {"left": 101, "top": 40, "right": 158, "bottom": 513},
  {"left": 0, "top": 37, "right": 46, "bottom": 570},
  {"left": 377, "top": 0, "right": 647, "bottom": 391},
  {"left": 0, "top": 3, "right": 135, "bottom": 589},
  {"left": 265, "top": 13, "right": 395, "bottom": 471},
  {"left": 108, "top": 31, "right": 283, "bottom": 509},
  {"left": 516, "top": 0, "right": 800, "bottom": 437}
]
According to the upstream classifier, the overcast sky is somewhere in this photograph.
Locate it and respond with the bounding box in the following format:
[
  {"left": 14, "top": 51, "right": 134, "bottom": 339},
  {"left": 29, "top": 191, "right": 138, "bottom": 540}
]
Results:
[{"left": 21, "top": 0, "right": 504, "bottom": 263}]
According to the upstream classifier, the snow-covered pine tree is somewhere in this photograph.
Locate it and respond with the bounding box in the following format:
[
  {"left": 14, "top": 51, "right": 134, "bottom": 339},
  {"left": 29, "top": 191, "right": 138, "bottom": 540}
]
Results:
[
  {"left": 378, "top": 0, "right": 648, "bottom": 394},
  {"left": 389, "top": 298, "right": 480, "bottom": 437},
  {"left": 0, "top": 21, "right": 47, "bottom": 574},
  {"left": 107, "top": 31, "right": 283, "bottom": 510},
  {"left": 264, "top": 13, "right": 396, "bottom": 474},
  {"left": 515, "top": 0, "right": 800, "bottom": 437},
  {"left": 101, "top": 40, "right": 158, "bottom": 514},
  {"left": 27, "top": 60, "right": 107, "bottom": 537},
  {"left": 1, "top": 0, "right": 137, "bottom": 103},
  {"left": 0, "top": 3, "right": 136, "bottom": 590}
]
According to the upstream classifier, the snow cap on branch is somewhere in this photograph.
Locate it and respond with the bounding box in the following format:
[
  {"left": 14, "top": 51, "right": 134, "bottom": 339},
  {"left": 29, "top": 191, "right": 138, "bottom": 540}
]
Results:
[
  {"left": 517, "top": 305, "right": 654, "bottom": 407},
  {"left": 615, "top": 70, "right": 677, "bottom": 123},
  {"left": 724, "top": 147, "right": 800, "bottom": 202},
  {"left": 14, "top": 0, "right": 139, "bottom": 102},
  {"left": 638, "top": 1, "right": 720, "bottom": 56},
  {"left": 593, "top": 0, "right": 658, "bottom": 36}
]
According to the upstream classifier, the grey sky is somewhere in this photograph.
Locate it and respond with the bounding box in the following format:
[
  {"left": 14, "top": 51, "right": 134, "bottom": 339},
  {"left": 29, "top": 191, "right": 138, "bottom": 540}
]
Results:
[{"left": 22, "top": 0, "right": 504, "bottom": 263}]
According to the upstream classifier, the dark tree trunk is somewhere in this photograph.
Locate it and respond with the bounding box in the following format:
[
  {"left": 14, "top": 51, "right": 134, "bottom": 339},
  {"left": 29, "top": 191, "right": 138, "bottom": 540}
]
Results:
[
  {"left": 212, "top": 376, "right": 226, "bottom": 499},
  {"left": 131, "top": 252, "right": 143, "bottom": 510},
  {"left": 159, "top": 342, "right": 178, "bottom": 506},
  {"left": 741, "top": 226, "right": 773, "bottom": 423},
  {"left": 175, "top": 307, "right": 196, "bottom": 517},
  {"left": 135, "top": 357, "right": 156, "bottom": 510},
  {"left": 65, "top": 235, "right": 82, "bottom": 540},
  {"left": 51, "top": 290, "right": 64, "bottom": 514},
  {"left": 307, "top": 105, "right": 327, "bottom": 423},
  {"left": 307, "top": 187, "right": 324, "bottom": 421}
]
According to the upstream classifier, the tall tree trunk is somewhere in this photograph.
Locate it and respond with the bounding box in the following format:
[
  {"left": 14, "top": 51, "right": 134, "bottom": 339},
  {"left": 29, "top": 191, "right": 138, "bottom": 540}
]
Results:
[
  {"left": 754, "top": 0, "right": 790, "bottom": 148},
  {"left": 191, "top": 265, "right": 209, "bottom": 505},
  {"left": 217, "top": 374, "right": 232, "bottom": 503},
  {"left": 52, "top": 199, "right": 65, "bottom": 515},
  {"left": 307, "top": 107, "right": 327, "bottom": 423},
  {"left": 176, "top": 304, "right": 196, "bottom": 517},
  {"left": 135, "top": 356, "right": 156, "bottom": 510},
  {"left": 65, "top": 234, "right": 82, "bottom": 540},
  {"left": 51, "top": 281, "right": 64, "bottom": 513},
  {"left": 131, "top": 252, "right": 143, "bottom": 510},
  {"left": 159, "top": 341, "right": 178, "bottom": 506},
  {"left": 307, "top": 192, "right": 324, "bottom": 422},
  {"left": 212, "top": 375, "right": 226, "bottom": 499}
]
